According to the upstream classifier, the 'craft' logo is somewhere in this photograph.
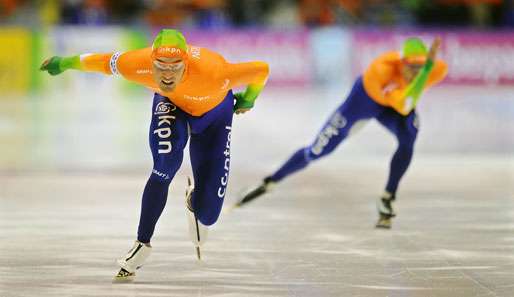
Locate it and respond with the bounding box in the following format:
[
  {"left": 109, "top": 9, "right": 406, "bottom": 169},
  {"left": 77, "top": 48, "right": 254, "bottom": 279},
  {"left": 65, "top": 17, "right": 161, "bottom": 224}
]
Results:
[
  {"left": 154, "top": 102, "right": 176, "bottom": 115},
  {"left": 152, "top": 169, "right": 170, "bottom": 180}
]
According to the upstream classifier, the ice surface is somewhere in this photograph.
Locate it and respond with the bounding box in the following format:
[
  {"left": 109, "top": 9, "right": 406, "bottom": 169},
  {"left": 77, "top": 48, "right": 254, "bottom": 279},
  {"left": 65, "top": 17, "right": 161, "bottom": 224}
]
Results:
[{"left": 0, "top": 85, "right": 513, "bottom": 296}]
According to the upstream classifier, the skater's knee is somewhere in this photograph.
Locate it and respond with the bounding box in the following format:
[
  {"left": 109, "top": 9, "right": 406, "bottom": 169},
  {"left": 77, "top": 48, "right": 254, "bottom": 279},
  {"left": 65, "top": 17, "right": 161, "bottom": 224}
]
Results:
[
  {"left": 193, "top": 192, "right": 223, "bottom": 224},
  {"left": 150, "top": 156, "right": 182, "bottom": 184},
  {"left": 398, "top": 138, "right": 415, "bottom": 153},
  {"left": 197, "top": 210, "right": 221, "bottom": 226},
  {"left": 394, "top": 143, "right": 414, "bottom": 161},
  {"left": 401, "top": 125, "right": 418, "bottom": 145},
  {"left": 396, "top": 131, "right": 416, "bottom": 151},
  {"left": 149, "top": 168, "right": 173, "bottom": 184}
]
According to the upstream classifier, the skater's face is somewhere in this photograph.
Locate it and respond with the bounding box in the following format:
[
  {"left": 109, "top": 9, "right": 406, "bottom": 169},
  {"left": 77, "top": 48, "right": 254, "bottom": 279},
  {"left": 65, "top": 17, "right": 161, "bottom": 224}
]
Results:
[
  {"left": 152, "top": 56, "right": 185, "bottom": 92},
  {"left": 401, "top": 61, "right": 424, "bottom": 83}
]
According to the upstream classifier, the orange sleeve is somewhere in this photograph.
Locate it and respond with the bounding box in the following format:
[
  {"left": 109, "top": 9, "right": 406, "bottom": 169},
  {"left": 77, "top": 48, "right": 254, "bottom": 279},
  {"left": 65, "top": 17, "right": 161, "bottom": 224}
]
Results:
[
  {"left": 225, "top": 61, "right": 269, "bottom": 88},
  {"left": 79, "top": 53, "right": 114, "bottom": 75},
  {"left": 55, "top": 48, "right": 156, "bottom": 89},
  {"left": 114, "top": 48, "right": 157, "bottom": 88},
  {"left": 78, "top": 50, "right": 151, "bottom": 79},
  {"left": 362, "top": 54, "right": 397, "bottom": 106},
  {"left": 426, "top": 59, "right": 448, "bottom": 88}
]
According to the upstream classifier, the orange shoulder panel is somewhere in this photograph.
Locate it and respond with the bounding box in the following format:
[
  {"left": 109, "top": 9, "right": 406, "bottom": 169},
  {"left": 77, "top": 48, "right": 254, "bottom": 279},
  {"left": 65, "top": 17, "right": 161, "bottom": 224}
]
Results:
[
  {"left": 363, "top": 51, "right": 401, "bottom": 106},
  {"left": 116, "top": 47, "right": 158, "bottom": 88}
]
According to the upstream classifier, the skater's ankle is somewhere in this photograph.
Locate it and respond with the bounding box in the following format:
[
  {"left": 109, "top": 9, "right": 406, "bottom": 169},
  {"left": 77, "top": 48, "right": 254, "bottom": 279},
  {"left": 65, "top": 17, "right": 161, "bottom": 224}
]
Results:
[
  {"left": 263, "top": 176, "right": 276, "bottom": 184},
  {"left": 136, "top": 240, "right": 152, "bottom": 247},
  {"left": 382, "top": 191, "right": 395, "bottom": 200}
]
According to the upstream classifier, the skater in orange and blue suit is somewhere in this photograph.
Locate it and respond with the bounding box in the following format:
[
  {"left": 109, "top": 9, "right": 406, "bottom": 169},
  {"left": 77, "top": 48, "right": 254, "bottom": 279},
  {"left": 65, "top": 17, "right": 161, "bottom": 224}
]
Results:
[
  {"left": 235, "top": 37, "right": 447, "bottom": 229},
  {"left": 41, "top": 29, "right": 269, "bottom": 281}
]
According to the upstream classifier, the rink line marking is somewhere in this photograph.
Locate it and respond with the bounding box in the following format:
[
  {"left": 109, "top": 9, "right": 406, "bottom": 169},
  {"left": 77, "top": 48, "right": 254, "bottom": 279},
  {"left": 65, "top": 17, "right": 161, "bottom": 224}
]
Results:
[
  {"left": 417, "top": 245, "right": 500, "bottom": 295},
  {"left": 349, "top": 285, "right": 433, "bottom": 291},
  {"left": 408, "top": 266, "right": 496, "bottom": 271},
  {"left": 433, "top": 252, "right": 500, "bottom": 296},
  {"left": 400, "top": 231, "right": 499, "bottom": 295}
]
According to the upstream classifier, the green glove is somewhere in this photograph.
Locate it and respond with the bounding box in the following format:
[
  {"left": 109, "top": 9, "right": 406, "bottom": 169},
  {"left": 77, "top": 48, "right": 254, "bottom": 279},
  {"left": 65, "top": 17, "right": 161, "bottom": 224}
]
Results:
[
  {"left": 40, "top": 55, "right": 80, "bottom": 76},
  {"left": 233, "top": 92, "right": 254, "bottom": 111}
]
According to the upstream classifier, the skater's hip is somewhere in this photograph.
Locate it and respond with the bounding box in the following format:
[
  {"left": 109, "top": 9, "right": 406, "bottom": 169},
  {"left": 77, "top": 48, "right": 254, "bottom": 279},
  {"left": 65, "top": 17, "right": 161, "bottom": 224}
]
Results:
[{"left": 155, "top": 90, "right": 233, "bottom": 117}]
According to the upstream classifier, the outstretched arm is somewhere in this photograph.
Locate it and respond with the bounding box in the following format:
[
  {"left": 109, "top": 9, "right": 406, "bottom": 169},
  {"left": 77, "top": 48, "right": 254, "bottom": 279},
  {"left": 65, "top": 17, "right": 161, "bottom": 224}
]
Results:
[
  {"left": 40, "top": 53, "right": 117, "bottom": 76},
  {"left": 225, "top": 61, "right": 269, "bottom": 114}
]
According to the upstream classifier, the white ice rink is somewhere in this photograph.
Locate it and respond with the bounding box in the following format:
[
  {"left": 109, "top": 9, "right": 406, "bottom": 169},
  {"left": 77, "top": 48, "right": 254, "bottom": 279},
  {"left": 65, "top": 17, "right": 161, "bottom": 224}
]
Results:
[{"left": 1, "top": 84, "right": 513, "bottom": 297}]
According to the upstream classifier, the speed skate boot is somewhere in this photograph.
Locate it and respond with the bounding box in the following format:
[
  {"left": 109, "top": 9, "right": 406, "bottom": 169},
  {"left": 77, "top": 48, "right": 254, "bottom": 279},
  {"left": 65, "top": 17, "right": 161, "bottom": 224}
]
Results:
[
  {"left": 375, "top": 192, "right": 396, "bottom": 229},
  {"left": 113, "top": 241, "right": 152, "bottom": 282},
  {"left": 234, "top": 177, "right": 275, "bottom": 208},
  {"left": 185, "top": 177, "right": 208, "bottom": 260}
]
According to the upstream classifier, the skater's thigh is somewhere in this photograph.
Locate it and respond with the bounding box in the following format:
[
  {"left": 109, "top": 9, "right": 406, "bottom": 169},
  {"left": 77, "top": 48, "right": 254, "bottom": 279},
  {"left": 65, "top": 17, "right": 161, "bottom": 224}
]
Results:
[
  {"left": 307, "top": 81, "right": 383, "bottom": 158},
  {"left": 149, "top": 94, "right": 189, "bottom": 177},
  {"left": 188, "top": 103, "right": 234, "bottom": 226},
  {"left": 336, "top": 76, "right": 385, "bottom": 122},
  {"left": 376, "top": 109, "right": 419, "bottom": 146}
]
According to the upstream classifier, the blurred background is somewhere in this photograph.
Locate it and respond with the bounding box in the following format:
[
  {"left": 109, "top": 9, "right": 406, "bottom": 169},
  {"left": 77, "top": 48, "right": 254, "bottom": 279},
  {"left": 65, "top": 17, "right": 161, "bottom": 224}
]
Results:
[{"left": 0, "top": 0, "right": 513, "bottom": 174}]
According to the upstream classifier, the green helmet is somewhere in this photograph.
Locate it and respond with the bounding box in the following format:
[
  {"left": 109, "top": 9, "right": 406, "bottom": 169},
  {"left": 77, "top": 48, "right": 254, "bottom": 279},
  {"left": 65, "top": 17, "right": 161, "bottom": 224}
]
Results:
[
  {"left": 402, "top": 37, "right": 427, "bottom": 58},
  {"left": 152, "top": 29, "right": 188, "bottom": 60},
  {"left": 153, "top": 29, "right": 187, "bottom": 51}
]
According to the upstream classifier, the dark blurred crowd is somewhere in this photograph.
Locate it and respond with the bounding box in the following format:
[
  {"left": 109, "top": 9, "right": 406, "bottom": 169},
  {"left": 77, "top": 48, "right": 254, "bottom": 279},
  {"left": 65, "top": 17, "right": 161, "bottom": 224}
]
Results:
[{"left": 1, "top": 0, "right": 513, "bottom": 28}]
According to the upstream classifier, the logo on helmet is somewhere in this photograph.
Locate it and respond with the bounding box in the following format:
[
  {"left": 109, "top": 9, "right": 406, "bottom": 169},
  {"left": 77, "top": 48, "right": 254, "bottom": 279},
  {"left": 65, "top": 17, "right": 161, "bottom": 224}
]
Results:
[{"left": 156, "top": 47, "right": 183, "bottom": 56}]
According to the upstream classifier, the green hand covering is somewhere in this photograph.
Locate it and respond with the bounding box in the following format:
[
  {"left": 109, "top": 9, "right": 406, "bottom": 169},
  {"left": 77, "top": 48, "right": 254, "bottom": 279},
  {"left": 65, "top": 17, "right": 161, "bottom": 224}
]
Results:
[
  {"left": 40, "top": 55, "right": 81, "bottom": 76},
  {"left": 233, "top": 84, "right": 264, "bottom": 112}
]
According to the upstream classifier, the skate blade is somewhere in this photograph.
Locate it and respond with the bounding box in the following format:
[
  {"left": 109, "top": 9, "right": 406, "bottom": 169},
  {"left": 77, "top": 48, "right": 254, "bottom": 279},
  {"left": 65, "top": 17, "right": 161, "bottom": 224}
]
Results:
[
  {"left": 113, "top": 268, "right": 135, "bottom": 283},
  {"left": 222, "top": 202, "right": 241, "bottom": 214},
  {"left": 195, "top": 246, "right": 202, "bottom": 261},
  {"left": 375, "top": 219, "right": 392, "bottom": 229}
]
